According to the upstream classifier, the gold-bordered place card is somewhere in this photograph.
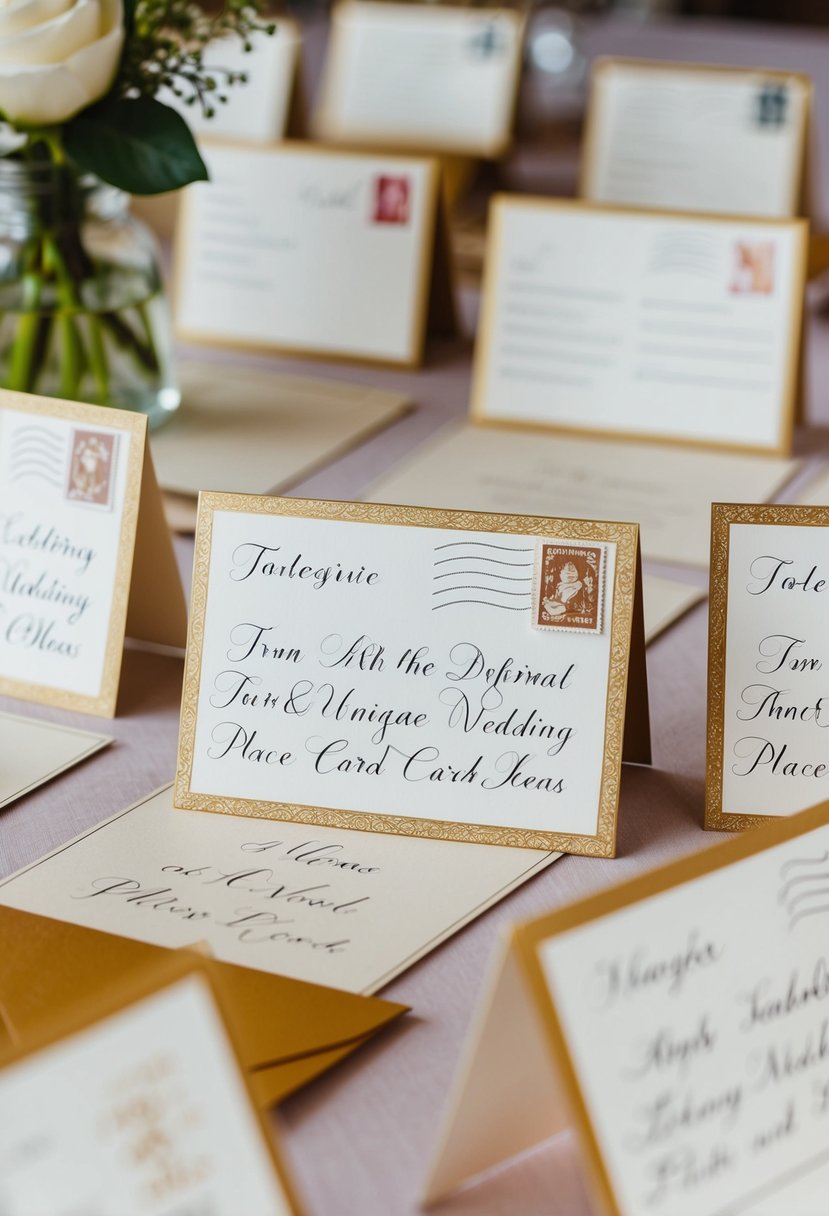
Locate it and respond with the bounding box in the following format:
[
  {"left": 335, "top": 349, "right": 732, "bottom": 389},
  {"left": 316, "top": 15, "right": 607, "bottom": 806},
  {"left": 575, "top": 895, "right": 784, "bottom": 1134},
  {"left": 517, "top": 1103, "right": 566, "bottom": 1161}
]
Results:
[
  {"left": 471, "top": 196, "right": 807, "bottom": 456},
  {"left": 0, "top": 390, "right": 186, "bottom": 717},
  {"left": 174, "top": 493, "right": 650, "bottom": 857},
  {"left": 173, "top": 140, "right": 458, "bottom": 369},
  {"left": 706, "top": 501, "right": 829, "bottom": 830},
  {"left": 425, "top": 797, "right": 829, "bottom": 1215},
  {"left": 581, "top": 58, "right": 813, "bottom": 219},
  {"left": 0, "top": 951, "right": 303, "bottom": 1214},
  {"left": 314, "top": 1, "right": 525, "bottom": 158}
]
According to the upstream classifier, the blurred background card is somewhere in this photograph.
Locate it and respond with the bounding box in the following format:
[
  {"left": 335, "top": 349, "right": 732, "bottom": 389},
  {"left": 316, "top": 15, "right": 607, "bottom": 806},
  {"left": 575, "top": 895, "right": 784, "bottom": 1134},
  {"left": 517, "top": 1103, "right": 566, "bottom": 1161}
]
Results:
[
  {"left": 0, "top": 712, "right": 110, "bottom": 809},
  {"left": 174, "top": 143, "right": 455, "bottom": 367},
  {"left": 0, "top": 954, "right": 302, "bottom": 1215},
  {"left": 582, "top": 59, "right": 812, "bottom": 218},
  {"left": 472, "top": 198, "right": 807, "bottom": 454},
  {"left": 150, "top": 362, "right": 410, "bottom": 533},
  {"left": 315, "top": 1, "right": 525, "bottom": 157}
]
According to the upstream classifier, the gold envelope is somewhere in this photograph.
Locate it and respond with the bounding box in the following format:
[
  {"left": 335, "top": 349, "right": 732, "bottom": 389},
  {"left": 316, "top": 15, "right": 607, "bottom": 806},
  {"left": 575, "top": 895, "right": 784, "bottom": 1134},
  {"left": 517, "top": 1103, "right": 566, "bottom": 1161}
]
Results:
[{"left": 0, "top": 906, "right": 407, "bottom": 1108}]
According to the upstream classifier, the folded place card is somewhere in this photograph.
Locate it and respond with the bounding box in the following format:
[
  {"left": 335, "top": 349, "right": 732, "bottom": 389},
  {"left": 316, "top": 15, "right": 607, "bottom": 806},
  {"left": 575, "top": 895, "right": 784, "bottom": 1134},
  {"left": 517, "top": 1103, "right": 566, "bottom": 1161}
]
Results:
[
  {"left": 425, "top": 799, "right": 829, "bottom": 1216},
  {"left": 0, "top": 952, "right": 302, "bottom": 1214},
  {"left": 0, "top": 903, "right": 407, "bottom": 1109},
  {"left": 0, "top": 391, "right": 186, "bottom": 716},
  {"left": 365, "top": 422, "right": 799, "bottom": 568},
  {"left": 705, "top": 502, "right": 829, "bottom": 830},
  {"left": 0, "top": 783, "right": 560, "bottom": 994},
  {"left": 582, "top": 59, "right": 812, "bottom": 219},
  {"left": 174, "top": 493, "right": 649, "bottom": 856},
  {"left": 472, "top": 197, "right": 807, "bottom": 455},
  {"left": 0, "top": 711, "right": 110, "bottom": 809},
  {"left": 314, "top": 1, "right": 524, "bottom": 157},
  {"left": 173, "top": 141, "right": 457, "bottom": 368}
]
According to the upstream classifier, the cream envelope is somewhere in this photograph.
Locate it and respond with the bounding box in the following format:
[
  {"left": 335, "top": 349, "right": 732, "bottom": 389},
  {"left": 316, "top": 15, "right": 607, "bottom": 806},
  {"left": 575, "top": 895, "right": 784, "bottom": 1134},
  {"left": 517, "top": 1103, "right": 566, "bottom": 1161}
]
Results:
[
  {"left": 0, "top": 904, "right": 407, "bottom": 1109},
  {"left": 173, "top": 140, "right": 458, "bottom": 368},
  {"left": 0, "top": 711, "right": 110, "bottom": 809},
  {"left": 314, "top": 1, "right": 525, "bottom": 158},
  {"left": 706, "top": 501, "right": 829, "bottom": 830},
  {"left": 472, "top": 196, "right": 808, "bottom": 455},
  {"left": 0, "top": 951, "right": 304, "bottom": 1215},
  {"left": 174, "top": 493, "right": 650, "bottom": 857},
  {"left": 581, "top": 59, "right": 813, "bottom": 220},
  {"left": 424, "top": 798, "right": 829, "bottom": 1216},
  {"left": 365, "top": 422, "right": 799, "bottom": 569},
  {"left": 0, "top": 783, "right": 561, "bottom": 995},
  {"left": 150, "top": 361, "right": 410, "bottom": 533},
  {"left": 0, "top": 390, "right": 187, "bottom": 716}
]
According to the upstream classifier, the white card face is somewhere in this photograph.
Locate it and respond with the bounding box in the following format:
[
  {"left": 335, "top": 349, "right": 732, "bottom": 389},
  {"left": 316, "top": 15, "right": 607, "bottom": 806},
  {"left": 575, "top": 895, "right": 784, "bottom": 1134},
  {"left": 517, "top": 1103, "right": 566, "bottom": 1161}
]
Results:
[
  {"left": 473, "top": 200, "right": 805, "bottom": 453},
  {"left": 584, "top": 62, "right": 810, "bottom": 218},
  {"left": 315, "top": 1, "right": 523, "bottom": 155},
  {"left": 179, "top": 504, "right": 623, "bottom": 846},
  {"left": 0, "top": 972, "right": 294, "bottom": 1216},
  {"left": 537, "top": 818, "right": 829, "bottom": 1216},
  {"left": 0, "top": 405, "right": 138, "bottom": 704},
  {"left": 160, "top": 26, "right": 299, "bottom": 143},
  {"left": 719, "top": 521, "right": 829, "bottom": 819},
  {"left": 0, "top": 785, "right": 559, "bottom": 994},
  {"left": 175, "top": 143, "right": 437, "bottom": 364},
  {"left": 0, "top": 712, "right": 110, "bottom": 808}
]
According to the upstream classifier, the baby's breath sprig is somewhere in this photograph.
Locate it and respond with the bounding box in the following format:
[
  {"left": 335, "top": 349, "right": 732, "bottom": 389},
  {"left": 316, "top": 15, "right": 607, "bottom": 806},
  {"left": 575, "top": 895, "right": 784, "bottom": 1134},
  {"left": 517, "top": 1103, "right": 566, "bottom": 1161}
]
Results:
[{"left": 117, "top": 0, "right": 276, "bottom": 118}]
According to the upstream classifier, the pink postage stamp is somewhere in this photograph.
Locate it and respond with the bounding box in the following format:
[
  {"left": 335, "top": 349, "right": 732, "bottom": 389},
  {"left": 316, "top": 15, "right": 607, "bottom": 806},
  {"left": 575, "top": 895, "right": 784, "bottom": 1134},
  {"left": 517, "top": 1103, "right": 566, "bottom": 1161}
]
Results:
[
  {"left": 534, "top": 542, "right": 605, "bottom": 634},
  {"left": 66, "top": 429, "right": 118, "bottom": 509}
]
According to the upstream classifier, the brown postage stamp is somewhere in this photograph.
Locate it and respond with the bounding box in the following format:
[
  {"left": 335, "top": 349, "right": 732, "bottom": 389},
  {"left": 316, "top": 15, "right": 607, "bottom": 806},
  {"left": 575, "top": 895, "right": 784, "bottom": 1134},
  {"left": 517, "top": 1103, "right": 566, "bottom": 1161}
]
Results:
[
  {"left": 66, "top": 429, "right": 118, "bottom": 510},
  {"left": 534, "top": 541, "right": 605, "bottom": 634}
]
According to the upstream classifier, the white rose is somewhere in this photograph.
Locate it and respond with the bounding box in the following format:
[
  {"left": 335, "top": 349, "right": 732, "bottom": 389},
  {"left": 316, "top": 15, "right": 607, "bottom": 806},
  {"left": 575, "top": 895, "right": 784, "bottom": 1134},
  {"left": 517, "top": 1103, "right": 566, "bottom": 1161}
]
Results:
[{"left": 0, "top": 0, "right": 124, "bottom": 127}]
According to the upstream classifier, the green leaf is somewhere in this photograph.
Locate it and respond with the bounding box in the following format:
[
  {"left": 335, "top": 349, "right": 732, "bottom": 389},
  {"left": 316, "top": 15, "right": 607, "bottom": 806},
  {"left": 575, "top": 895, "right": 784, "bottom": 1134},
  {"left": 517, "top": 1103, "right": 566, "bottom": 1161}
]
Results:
[{"left": 64, "top": 97, "right": 208, "bottom": 196}]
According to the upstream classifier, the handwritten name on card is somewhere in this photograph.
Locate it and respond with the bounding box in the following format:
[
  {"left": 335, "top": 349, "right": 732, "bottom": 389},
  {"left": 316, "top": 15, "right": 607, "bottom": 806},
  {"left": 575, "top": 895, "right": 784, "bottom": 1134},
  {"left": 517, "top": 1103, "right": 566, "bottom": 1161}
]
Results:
[
  {"left": 708, "top": 506, "right": 829, "bottom": 828},
  {"left": 529, "top": 808, "right": 829, "bottom": 1216},
  {"left": 426, "top": 803, "right": 829, "bottom": 1214},
  {"left": 0, "top": 392, "right": 186, "bottom": 715},
  {"left": 176, "top": 496, "right": 645, "bottom": 855},
  {"left": 0, "top": 963, "right": 299, "bottom": 1215}
]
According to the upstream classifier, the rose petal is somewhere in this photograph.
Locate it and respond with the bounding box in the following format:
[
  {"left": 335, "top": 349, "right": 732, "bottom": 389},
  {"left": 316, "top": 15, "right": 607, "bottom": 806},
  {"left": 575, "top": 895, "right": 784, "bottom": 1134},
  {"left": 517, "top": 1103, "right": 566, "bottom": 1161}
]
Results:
[
  {"left": 0, "top": 0, "right": 101, "bottom": 66},
  {"left": 0, "top": 17, "right": 122, "bottom": 123},
  {"left": 0, "top": 0, "right": 73, "bottom": 37}
]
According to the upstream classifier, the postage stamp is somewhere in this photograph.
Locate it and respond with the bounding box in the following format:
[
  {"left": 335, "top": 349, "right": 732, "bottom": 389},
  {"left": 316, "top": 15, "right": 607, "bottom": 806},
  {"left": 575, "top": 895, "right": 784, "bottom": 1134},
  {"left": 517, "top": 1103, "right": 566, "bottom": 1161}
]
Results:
[
  {"left": 533, "top": 541, "right": 605, "bottom": 634},
  {"left": 66, "top": 429, "right": 118, "bottom": 510},
  {"left": 373, "top": 175, "right": 411, "bottom": 225}
]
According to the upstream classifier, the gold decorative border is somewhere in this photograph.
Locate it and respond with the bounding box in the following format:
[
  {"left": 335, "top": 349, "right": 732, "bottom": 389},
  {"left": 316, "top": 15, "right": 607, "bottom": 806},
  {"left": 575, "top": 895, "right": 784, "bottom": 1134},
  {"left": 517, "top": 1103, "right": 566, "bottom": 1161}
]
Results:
[
  {"left": 706, "top": 501, "right": 829, "bottom": 831},
  {"left": 512, "top": 795, "right": 829, "bottom": 1216},
  {"left": 0, "top": 390, "right": 147, "bottom": 718},
  {"left": 470, "top": 194, "right": 808, "bottom": 458},
  {"left": 313, "top": 2, "right": 527, "bottom": 160},
  {"left": 580, "top": 58, "right": 813, "bottom": 219},
  {"left": 0, "top": 949, "right": 303, "bottom": 1215},
  {"left": 174, "top": 492, "right": 640, "bottom": 856},
  {"left": 172, "top": 139, "right": 442, "bottom": 371}
]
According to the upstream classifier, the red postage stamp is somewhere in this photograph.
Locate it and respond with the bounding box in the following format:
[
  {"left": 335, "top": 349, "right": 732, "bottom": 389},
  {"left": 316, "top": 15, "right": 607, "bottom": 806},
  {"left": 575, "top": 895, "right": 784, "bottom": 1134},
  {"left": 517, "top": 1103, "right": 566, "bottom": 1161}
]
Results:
[
  {"left": 66, "top": 429, "right": 117, "bottom": 509},
  {"left": 373, "top": 175, "right": 411, "bottom": 225},
  {"left": 534, "top": 542, "right": 605, "bottom": 634}
]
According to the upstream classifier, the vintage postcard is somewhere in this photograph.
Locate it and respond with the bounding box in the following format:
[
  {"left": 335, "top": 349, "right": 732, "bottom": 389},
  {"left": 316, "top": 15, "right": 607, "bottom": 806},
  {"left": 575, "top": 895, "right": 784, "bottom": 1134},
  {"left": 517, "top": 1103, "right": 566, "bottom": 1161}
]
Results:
[{"left": 173, "top": 493, "right": 649, "bottom": 856}]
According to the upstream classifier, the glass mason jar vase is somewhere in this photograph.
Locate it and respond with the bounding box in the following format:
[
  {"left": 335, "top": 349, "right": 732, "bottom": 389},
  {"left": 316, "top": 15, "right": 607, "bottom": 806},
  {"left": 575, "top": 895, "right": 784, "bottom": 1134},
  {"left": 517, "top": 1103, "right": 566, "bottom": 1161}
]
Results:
[{"left": 0, "top": 160, "right": 180, "bottom": 428}]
